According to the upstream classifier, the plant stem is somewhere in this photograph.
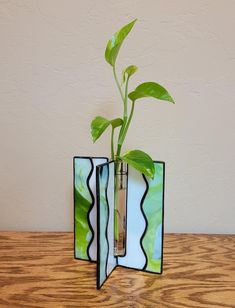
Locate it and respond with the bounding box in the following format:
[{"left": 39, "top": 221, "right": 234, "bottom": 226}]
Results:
[
  {"left": 113, "top": 66, "right": 125, "bottom": 103},
  {"left": 111, "top": 65, "right": 127, "bottom": 159},
  {"left": 111, "top": 127, "right": 114, "bottom": 160},
  {"left": 116, "top": 76, "right": 129, "bottom": 157},
  {"left": 124, "top": 76, "right": 129, "bottom": 118},
  {"left": 112, "top": 65, "right": 127, "bottom": 159},
  {"left": 112, "top": 67, "right": 135, "bottom": 159},
  {"left": 116, "top": 100, "right": 136, "bottom": 157}
]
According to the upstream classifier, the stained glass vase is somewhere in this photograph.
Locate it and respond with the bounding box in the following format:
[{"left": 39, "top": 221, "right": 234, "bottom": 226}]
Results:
[{"left": 73, "top": 156, "right": 165, "bottom": 289}]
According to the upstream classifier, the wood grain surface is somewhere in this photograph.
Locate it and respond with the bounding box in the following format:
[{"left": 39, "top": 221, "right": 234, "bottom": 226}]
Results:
[{"left": 0, "top": 232, "right": 234, "bottom": 307}]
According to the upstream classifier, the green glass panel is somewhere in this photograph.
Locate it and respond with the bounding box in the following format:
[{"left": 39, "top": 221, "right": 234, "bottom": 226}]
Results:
[
  {"left": 74, "top": 158, "right": 93, "bottom": 260},
  {"left": 142, "top": 162, "right": 164, "bottom": 272}
]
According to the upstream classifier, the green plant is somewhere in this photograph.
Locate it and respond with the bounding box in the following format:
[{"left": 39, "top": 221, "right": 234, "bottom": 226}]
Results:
[{"left": 91, "top": 19, "right": 174, "bottom": 178}]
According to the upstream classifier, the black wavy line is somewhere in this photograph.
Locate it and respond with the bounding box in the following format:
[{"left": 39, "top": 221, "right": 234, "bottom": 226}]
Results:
[
  {"left": 140, "top": 174, "right": 149, "bottom": 270},
  {"left": 104, "top": 165, "right": 110, "bottom": 277},
  {"left": 86, "top": 158, "right": 95, "bottom": 261}
]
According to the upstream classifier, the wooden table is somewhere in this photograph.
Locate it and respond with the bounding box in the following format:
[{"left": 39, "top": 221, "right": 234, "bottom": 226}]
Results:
[{"left": 0, "top": 232, "right": 234, "bottom": 307}]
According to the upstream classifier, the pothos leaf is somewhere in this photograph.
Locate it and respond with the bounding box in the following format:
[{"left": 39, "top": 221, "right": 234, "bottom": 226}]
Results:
[
  {"left": 105, "top": 19, "right": 137, "bottom": 66},
  {"left": 121, "top": 149, "right": 155, "bottom": 178},
  {"left": 91, "top": 116, "right": 123, "bottom": 142},
  {"left": 91, "top": 116, "right": 110, "bottom": 143},
  {"left": 110, "top": 118, "right": 123, "bottom": 128},
  {"left": 122, "top": 65, "right": 138, "bottom": 84},
  {"left": 128, "top": 82, "right": 175, "bottom": 103}
]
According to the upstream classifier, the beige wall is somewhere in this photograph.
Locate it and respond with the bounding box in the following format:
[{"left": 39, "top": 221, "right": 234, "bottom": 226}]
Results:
[{"left": 0, "top": 0, "right": 234, "bottom": 233}]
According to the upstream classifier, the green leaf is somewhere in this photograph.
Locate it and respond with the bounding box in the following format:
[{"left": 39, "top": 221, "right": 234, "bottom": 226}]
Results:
[
  {"left": 91, "top": 116, "right": 123, "bottom": 143},
  {"left": 121, "top": 149, "right": 155, "bottom": 178},
  {"left": 110, "top": 118, "right": 123, "bottom": 128},
  {"left": 91, "top": 116, "right": 110, "bottom": 143},
  {"left": 105, "top": 19, "right": 137, "bottom": 66},
  {"left": 128, "top": 82, "right": 175, "bottom": 103},
  {"left": 122, "top": 65, "right": 138, "bottom": 84}
]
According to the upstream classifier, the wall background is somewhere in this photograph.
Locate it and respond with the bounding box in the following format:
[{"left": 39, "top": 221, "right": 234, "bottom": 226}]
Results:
[{"left": 0, "top": 0, "right": 234, "bottom": 233}]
